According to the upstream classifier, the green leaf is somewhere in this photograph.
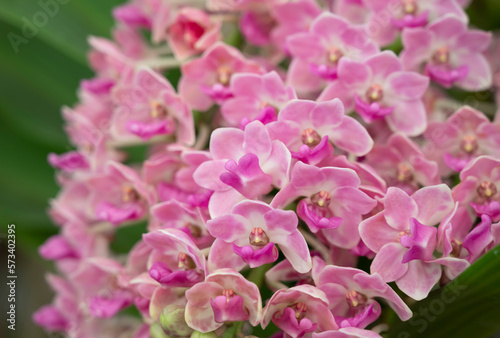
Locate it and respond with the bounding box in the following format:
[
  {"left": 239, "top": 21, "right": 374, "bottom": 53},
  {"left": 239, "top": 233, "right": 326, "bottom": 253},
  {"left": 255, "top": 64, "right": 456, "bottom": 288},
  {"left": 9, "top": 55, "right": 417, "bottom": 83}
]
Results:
[
  {"left": 0, "top": 0, "right": 123, "bottom": 64},
  {"left": 0, "top": 0, "right": 124, "bottom": 252},
  {"left": 388, "top": 245, "right": 500, "bottom": 338}
]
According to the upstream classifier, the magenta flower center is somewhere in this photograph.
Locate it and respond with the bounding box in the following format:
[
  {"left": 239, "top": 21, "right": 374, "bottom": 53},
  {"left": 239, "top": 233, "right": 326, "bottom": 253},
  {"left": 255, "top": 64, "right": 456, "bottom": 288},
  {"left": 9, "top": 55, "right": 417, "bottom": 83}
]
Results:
[
  {"left": 178, "top": 252, "right": 197, "bottom": 269},
  {"left": 310, "top": 190, "right": 331, "bottom": 208},
  {"left": 150, "top": 100, "right": 168, "bottom": 119},
  {"left": 397, "top": 163, "right": 414, "bottom": 182},
  {"left": 345, "top": 290, "right": 368, "bottom": 308},
  {"left": 217, "top": 66, "right": 232, "bottom": 86},
  {"left": 327, "top": 46, "right": 343, "bottom": 64},
  {"left": 460, "top": 134, "right": 478, "bottom": 154},
  {"left": 477, "top": 181, "right": 497, "bottom": 199},
  {"left": 291, "top": 302, "right": 307, "bottom": 320},
  {"left": 122, "top": 184, "right": 139, "bottom": 202},
  {"left": 398, "top": 230, "right": 410, "bottom": 241},
  {"left": 301, "top": 128, "right": 322, "bottom": 147},
  {"left": 187, "top": 223, "right": 203, "bottom": 238},
  {"left": 222, "top": 288, "right": 236, "bottom": 300},
  {"left": 249, "top": 227, "right": 270, "bottom": 247},
  {"left": 401, "top": 0, "right": 418, "bottom": 15},
  {"left": 366, "top": 84, "right": 384, "bottom": 103},
  {"left": 450, "top": 238, "right": 463, "bottom": 258},
  {"left": 433, "top": 46, "right": 450, "bottom": 65}
]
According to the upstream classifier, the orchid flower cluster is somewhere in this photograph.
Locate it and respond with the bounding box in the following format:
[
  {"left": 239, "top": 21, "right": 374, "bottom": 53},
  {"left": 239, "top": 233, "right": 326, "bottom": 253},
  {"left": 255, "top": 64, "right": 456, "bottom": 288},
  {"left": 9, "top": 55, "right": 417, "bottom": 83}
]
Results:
[{"left": 33, "top": 0, "right": 500, "bottom": 337}]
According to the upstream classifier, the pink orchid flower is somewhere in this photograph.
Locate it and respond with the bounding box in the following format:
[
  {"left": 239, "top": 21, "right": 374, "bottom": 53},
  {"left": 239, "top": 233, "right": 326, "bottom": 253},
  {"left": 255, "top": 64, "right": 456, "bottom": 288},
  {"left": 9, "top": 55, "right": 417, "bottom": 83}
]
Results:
[
  {"left": 185, "top": 269, "right": 262, "bottom": 333},
  {"left": 151, "top": 200, "right": 213, "bottom": 249},
  {"left": 143, "top": 228, "right": 207, "bottom": 288},
  {"left": 425, "top": 106, "right": 500, "bottom": 173},
  {"left": 363, "top": 0, "right": 467, "bottom": 47},
  {"left": 179, "top": 42, "right": 263, "bottom": 111},
  {"left": 70, "top": 257, "right": 135, "bottom": 318},
  {"left": 194, "top": 120, "right": 291, "bottom": 217},
  {"left": 112, "top": 67, "right": 195, "bottom": 144},
  {"left": 206, "top": 200, "right": 311, "bottom": 273},
  {"left": 167, "top": 8, "right": 221, "bottom": 60},
  {"left": 452, "top": 156, "right": 500, "bottom": 222},
  {"left": 221, "top": 71, "right": 296, "bottom": 128},
  {"left": 272, "top": 162, "right": 376, "bottom": 249},
  {"left": 360, "top": 185, "right": 455, "bottom": 300},
  {"left": 286, "top": 12, "right": 379, "bottom": 92},
  {"left": 89, "top": 161, "right": 156, "bottom": 226},
  {"left": 319, "top": 51, "right": 429, "bottom": 136},
  {"left": 268, "top": 99, "right": 373, "bottom": 165},
  {"left": 316, "top": 265, "right": 412, "bottom": 329},
  {"left": 270, "top": 0, "right": 322, "bottom": 52},
  {"left": 401, "top": 15, "right": 491, "bottom": 91},
  {"left": 363, "top": 132, "right": 440, "bottom": 194},
  {"left": 262, "top": 285, "right": 338, "bottom": 338}
]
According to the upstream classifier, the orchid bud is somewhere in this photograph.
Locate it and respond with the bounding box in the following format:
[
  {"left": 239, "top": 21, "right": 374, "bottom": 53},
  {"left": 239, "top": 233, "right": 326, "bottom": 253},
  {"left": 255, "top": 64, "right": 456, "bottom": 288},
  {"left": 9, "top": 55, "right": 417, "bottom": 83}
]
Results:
[{"left": 160, "top": 305, "right": 193, "bottom": 337}]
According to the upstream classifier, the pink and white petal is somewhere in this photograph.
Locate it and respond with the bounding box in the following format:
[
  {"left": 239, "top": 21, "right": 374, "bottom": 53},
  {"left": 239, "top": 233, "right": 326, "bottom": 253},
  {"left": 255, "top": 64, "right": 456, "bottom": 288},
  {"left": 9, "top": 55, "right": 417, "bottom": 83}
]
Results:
[
  {"left": 455, "top": 53, "right": 492, "bottom": 91},
  {"left": 338, "top": 58, "right": 372, "bottom": 89},
  {"left": 207, "top": 239, "right": 246, "bottom": 272},
  {"left": 317, "top": 283, "right": 350, "bottom": 315},
  {"left": 456, "top": 30, "right": 492, "bottom": 52},
  {"left": 354, "top": 273, "right": 412, "bottom": 321},
  {"left": 386, "top": 71, "right": 429, "bottom": 100},
  {"left": 385, "top": 99, "right": 427, "bottom": 137},
  {"left": 178, "top": 76, "right": 213, "bottom": 111},
  {"left": 432, "top": 257, "right": 469, "bottom": 280},
  {"left": 193, "top": 160, "right": 229, "bottom": 191},
  {"left": 383, "top": 187, "right": 418, "bottom": 231},
  {"left": 460, "top": 156, "right": 500, "bottom": 181},
  {"left": 311, "top": 99, "right": 345, "bottom": 129},
  {"left": 230, "top": 73, "right": 263, "bottom": 96},
  {"left": 322, "top": 214, "right": 361, "bottom": 249},
  {"left": 185, "top": 283, "right": 221, "bottom": 332},
  {"left": 332, "top": 186, "right": 376, "bottom": 215},
  {"left": 370, "top": 243, "right": 408, "bottom": 282},
  {"left": 395, "top": 260, "right": 441, "bottom": 301},
  {"left": 322, "top": 167, "right": 362, "bottom": 190},
  {"left": 313, "top": 327, "right": 382, "bottom": 337},
  {"left": 359, "top": 213, "right": 400, "bottom": 253},
  {"left": 208, "top": 189, "right": 247, "bottom": 218},
  {"left": 317, "top": 81, "right": 355, "bottom": 110},
  {"left": 243, "top": 121, "right": 273, "bottom": 158},
  {"left": 287, "top": 33, "right": 325, "bottom": 61},
  {"left": 274, "top": 230, "right": 312, "bottom": 273},
  {"left": 412, "top": 184, "right": 454, "bottom": 226},
  {"left": 261, "top": 140, "right": 292, "bottom": 189},
  {"left": 265, "top": 208, "right": 299, "bottom": 234},
  {"left": 310, "top": 13, "right": 350, "bottom": 39},
  {"left": 279, "top": 99, "right": 317, "bottom": 126},
  {"left": 287, "top": 59, "right": 324, "bottom": 93},
  {"left": 206, "top": 214, "right": 252, "bottom": 243},
  {"left": 428, "top": 15, "right": 467, "bottom": 41},
  {"left": 400, "top": 28, "right": 434, "bottom": 71},
  {"left": 327, "top": 116, "right": 374, "bottom": 156},
  {"left": 210, "top": 128, "right": 245, "bottom": 160},
  {"left": 366, "top": 51, "right": 402, "bottom": 80},
  {"left": 221, "top": 97, "right": 260, "bottom": 126}
]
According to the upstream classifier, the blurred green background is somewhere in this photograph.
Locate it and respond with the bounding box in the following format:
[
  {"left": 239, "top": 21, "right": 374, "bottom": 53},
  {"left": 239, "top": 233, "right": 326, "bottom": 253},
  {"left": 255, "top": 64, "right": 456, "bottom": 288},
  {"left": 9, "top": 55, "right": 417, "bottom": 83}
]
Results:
[{"left": 1, "top": 0, "right": 500, "bottom": 337}]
